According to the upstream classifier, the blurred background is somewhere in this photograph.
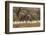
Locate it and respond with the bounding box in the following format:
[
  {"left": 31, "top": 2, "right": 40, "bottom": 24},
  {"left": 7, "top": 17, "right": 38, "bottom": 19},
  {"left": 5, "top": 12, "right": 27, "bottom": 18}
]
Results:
[{"left": 13, "top": 7, "right": 40, "bottom": 21}]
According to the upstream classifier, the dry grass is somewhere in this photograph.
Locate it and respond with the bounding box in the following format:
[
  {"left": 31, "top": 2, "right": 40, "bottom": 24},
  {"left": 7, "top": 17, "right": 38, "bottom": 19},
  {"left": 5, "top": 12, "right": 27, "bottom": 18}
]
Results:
[{"left": 13, "top": 23, "right": 40, "bottom": 28}]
